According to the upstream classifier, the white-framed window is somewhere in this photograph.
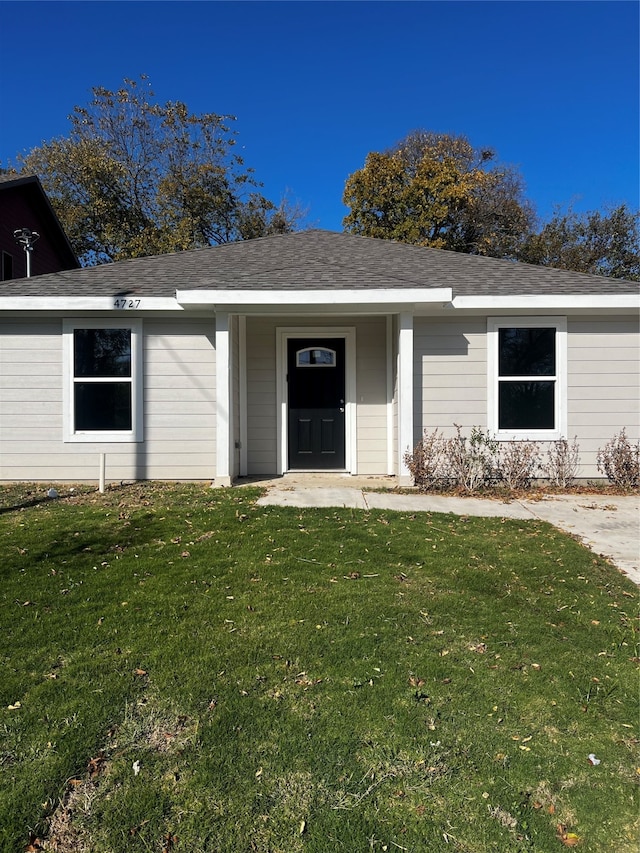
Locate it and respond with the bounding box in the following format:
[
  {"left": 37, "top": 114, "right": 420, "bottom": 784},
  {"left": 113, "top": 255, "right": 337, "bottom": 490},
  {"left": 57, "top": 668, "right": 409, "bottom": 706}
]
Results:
[
  {"left": 487, "top": 316, "right": 567, "bottom": 440},
  {"left": 63, "top": 319, "right": 143, "bottom": 442}
]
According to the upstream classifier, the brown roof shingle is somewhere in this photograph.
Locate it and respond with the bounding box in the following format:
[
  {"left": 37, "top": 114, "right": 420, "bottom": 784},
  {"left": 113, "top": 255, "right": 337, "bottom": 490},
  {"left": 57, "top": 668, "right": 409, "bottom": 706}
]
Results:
[{"left": 1, "top": 230, "right": 637, "bottom": 298}]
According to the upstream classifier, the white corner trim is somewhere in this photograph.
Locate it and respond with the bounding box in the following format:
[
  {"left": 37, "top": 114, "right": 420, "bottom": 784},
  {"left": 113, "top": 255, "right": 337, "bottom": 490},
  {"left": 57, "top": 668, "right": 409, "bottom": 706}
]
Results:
[
  {"left": 215, "top": 312, "right": 231, "bottom": 481},
  {"left": 397, "top": 312, "right": 414, "bottom": 477},
  {"left": 238, "top": 316, "right": 248, "bottom": 477},
  {"left": 386, "top": 315, "right": 395, "bottom": 476}
]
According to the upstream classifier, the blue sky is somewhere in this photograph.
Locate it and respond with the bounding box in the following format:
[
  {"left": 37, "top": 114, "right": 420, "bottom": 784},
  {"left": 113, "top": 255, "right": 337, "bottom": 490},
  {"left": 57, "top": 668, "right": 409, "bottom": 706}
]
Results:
[{"left": 1, "top": 0, "right": 638, "bottom": 232}]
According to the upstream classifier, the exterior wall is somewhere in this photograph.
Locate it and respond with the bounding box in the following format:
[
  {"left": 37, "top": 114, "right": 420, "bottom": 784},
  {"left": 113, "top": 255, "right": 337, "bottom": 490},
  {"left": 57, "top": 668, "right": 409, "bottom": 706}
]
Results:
[
  {"left": 1, "top": 311, "right": 636, "bottom": 483},
  {"left": 245, "top": 318, "right": 278, "bottom": 477},
  {"left": 245, "top": 315, "right": 389, "bottom": 477},
  {"left": 0, "top": 317, "right": 216, "bottom": 481},
  {"left": 567, "top": 317, "right": 639, "bottom": 475},
  {"left": 413, "top": 314, "right": 639, "bottom": 479},
  {"left": 414, "top": 316, "right": 487, "bottom": 443},
  {"left": 354, "top": 316, "right": 388, "bottom": 474}
]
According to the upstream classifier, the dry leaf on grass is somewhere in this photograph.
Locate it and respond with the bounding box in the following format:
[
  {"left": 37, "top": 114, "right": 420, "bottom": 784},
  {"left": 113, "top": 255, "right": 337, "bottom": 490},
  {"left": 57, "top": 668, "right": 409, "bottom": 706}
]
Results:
[{"left": 557, "top": 824, "right": 581, "bottom": 847}]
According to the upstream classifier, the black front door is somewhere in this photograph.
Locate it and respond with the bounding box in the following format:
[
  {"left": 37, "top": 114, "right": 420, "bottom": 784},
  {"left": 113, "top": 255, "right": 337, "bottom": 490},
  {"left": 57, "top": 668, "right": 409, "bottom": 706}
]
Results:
[{"left": 287, "top": 338, "right": 346, "bottom": 470}]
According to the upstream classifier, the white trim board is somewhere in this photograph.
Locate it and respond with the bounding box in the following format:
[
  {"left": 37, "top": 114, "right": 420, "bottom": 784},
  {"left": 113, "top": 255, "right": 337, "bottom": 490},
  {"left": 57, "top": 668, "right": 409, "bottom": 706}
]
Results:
[
  {"left": 454, "top": 295, "right": 639, "bottom": 311},
  {"left": 177, "top": 288, "right": 452, "bottom": 308}
]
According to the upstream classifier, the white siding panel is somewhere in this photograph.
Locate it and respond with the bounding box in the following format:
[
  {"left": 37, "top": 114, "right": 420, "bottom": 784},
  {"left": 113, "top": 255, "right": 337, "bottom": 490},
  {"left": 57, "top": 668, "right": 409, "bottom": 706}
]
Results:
[
  {"left": 567, "top": 317, "right": 639, "bottom": 476},
  {"left": 355, "top": 317, "right": 387, "bottom": 474},
  {"left": 570, "top": 385, "right": 639, "bottom": 401},
  {"left": 2, "top": 361, "right": 61, "bottom": 376},
  {"left": 414, "top": 317, "right": 487, "bottom": 440},
  {"left": 245, "top": 317, "right": 278, "bottom": 475},
  {"left": 0, "top": 318, "right": 217, "bottom": 481}
]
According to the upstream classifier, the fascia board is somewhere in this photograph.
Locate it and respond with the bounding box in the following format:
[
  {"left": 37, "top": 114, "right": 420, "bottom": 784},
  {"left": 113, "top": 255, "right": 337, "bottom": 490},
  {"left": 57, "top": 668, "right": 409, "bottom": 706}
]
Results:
[
  {"left": 0, "top": 297, "right": 182, "bottom": 311},
  {"left": 176, "top": 287, "right": 453, "bottom": 307},
  {"left": 452, "top": 294, "right": 640, "bottom": 310}
]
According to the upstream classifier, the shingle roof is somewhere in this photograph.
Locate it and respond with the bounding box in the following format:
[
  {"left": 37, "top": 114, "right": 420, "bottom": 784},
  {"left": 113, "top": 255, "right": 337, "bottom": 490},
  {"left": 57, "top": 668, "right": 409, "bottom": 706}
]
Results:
[{"left": 1, "top": 229, "right": 637, "bottom": 297}]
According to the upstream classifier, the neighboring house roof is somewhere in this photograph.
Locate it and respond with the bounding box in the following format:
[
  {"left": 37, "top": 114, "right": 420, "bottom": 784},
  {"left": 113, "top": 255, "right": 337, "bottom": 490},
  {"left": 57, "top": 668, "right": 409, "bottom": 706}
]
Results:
[
  {"left": 0, "top": 229, "right": 637, "bottom": 300},
  {"left": 0, "top": 174, "right": 79, "bottom": 272}
]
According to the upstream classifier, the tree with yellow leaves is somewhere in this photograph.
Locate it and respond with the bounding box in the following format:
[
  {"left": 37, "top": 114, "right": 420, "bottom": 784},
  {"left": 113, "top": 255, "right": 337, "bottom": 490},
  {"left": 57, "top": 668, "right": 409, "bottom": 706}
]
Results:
[{"left": 343, "top": 131, "right": 534, "bottom": 259}]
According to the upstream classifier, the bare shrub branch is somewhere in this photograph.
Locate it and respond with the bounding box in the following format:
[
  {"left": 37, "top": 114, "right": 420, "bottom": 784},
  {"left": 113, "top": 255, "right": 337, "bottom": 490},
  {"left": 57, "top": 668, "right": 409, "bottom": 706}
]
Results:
[
  {"left": 496, "top": 441, "right": 541, "bottom": 490},
  {"left": 597, "top": 429, "right": 639, "bottom": 489},
  {"left": 543, "top": 437, "right": 581, "bottom": 488}
]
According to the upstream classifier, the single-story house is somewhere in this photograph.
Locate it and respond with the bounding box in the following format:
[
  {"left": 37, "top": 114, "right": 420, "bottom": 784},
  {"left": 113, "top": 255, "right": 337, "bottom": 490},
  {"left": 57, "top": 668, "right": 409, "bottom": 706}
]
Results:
[{"left": 0, "top": 230, "right": 637, "bottom": 485}]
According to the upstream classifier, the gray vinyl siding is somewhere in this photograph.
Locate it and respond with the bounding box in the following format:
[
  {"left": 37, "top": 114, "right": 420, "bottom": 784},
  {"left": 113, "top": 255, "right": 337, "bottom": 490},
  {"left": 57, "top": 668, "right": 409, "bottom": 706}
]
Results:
[
  {"left": 0, "top": 317, "right": 216, "bottom": 481},
  {"left": 567, "top": 317, "right": 639, "bottom": 476},
  {"left": 414, "top": 317, "right": 487, "bottom": 443},
  {"left": 413, "top": 314, "right": 639, "bottom": 480},
  {"left": 0, "top": 320, "right": 64, "bottom": 479},
  {"left": 353, "top": 317, "right": 387, "bottom": 474},
  {"left": 244, "top": 316, "right": 389, "bottom": 476},
  {"left": 245, "top": 318, "right": 278, "bottom": 477},
  {"left": 2, "top": 312, "right": 637, "bottom": 484}
]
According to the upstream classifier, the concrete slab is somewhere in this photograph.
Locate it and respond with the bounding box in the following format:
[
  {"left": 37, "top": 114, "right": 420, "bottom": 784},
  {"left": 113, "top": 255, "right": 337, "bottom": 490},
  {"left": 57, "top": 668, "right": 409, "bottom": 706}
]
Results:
[
  {"left": 363, "top": 491, "right": 532, "bottom": 519},
  {"left": 258, "top": 487, "right": 368, "bottom": 509},
  {"left": 256, "top": 482, "right": 639, "bottom": 586}
]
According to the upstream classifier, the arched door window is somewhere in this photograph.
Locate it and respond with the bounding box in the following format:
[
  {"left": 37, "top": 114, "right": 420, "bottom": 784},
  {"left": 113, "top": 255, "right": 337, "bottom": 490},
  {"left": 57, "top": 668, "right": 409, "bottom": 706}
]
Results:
[{"left": 296, "top": 347, "right": 336, "bottom": 367}]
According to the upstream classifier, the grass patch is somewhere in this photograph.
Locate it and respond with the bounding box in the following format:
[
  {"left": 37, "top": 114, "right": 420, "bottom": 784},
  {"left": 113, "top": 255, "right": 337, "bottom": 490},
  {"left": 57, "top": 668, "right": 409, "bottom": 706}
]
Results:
[{"left": 0, "top": 483, "right": 637, "bottom": 852}]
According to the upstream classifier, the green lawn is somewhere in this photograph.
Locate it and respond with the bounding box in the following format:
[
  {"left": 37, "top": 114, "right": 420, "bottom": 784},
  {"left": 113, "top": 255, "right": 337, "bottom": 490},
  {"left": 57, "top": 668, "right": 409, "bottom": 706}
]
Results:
[{"left": 0, "top": 483, "right": 637, "bottom": 852}]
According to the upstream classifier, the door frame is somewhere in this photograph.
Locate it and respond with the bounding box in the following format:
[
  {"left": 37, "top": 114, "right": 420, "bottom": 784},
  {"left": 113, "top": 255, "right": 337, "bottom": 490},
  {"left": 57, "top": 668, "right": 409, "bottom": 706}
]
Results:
[{"left": 276, "top": 326, "right": 357, "bottom": 475}]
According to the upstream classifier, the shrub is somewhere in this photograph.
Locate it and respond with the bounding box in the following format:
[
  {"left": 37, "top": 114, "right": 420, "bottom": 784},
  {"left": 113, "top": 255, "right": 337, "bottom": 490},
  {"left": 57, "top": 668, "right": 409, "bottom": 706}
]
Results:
[
  {"left": 596, "top": 429, "right": 640, "bottom": 489},
  {"left": 404, "top": 428, "right": 447, "bottom": 490},
  {"left": 442, "top": 425, "right": 499, "bottom": 492},
  {"left": 497, "top": 441, "right": 541, "bottom": 490},
  {"left": 543, "top": 437, "right": 581, "bottom": 488}
]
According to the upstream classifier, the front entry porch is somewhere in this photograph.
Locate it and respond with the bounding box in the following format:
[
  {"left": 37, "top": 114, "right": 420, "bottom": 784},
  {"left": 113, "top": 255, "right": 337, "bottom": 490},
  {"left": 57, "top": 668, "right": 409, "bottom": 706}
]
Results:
[{"left": 212, "top": 312, "right": 418, "bottom": 487}]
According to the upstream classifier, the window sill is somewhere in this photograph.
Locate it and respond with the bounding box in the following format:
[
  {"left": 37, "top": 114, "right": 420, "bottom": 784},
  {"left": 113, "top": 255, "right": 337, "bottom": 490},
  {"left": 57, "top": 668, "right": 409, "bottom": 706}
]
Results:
[
  {"left": 64, "top": 432, "right": 141, "bottom": 444},
  {"left": 493, "top": 430, "right": 563, "bottom": 442}
]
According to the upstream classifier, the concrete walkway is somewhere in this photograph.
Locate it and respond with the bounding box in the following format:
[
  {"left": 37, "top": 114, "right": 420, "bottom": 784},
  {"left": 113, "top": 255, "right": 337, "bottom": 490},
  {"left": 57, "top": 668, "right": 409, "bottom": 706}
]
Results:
[{"left": 254, "top": 476, "right": 640, "bottom": 586}]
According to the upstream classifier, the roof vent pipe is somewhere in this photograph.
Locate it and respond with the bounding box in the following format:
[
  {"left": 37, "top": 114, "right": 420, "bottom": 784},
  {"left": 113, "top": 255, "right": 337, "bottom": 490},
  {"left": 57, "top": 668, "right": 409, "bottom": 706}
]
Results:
[{"left": 13, "top": 228, "right": 40, "bottom": 278}]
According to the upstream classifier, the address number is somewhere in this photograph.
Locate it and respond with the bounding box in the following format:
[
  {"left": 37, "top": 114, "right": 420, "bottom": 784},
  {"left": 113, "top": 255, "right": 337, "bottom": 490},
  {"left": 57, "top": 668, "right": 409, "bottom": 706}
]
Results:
[{"left": 113, "top": 298, "right": 141, "bottom": 309}]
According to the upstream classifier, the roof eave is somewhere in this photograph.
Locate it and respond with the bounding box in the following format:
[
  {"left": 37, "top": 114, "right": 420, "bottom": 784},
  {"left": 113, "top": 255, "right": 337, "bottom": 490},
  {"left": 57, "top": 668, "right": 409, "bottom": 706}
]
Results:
[
  {"left": 175, "top": 287, "right": 454, "bottom": 312},
  {"left": 452, "top": 294, "right": 640, "bottom": 310},
  {"left": 0, "top": 296, "right": 182, "bottom": 311}
]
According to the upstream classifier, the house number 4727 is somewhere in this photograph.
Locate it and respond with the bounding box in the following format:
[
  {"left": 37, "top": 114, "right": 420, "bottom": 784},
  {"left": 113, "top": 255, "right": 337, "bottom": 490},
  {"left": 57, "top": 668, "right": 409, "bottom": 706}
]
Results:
[{"left": 113, "top": 298, "right": 141, "bottom": 309}]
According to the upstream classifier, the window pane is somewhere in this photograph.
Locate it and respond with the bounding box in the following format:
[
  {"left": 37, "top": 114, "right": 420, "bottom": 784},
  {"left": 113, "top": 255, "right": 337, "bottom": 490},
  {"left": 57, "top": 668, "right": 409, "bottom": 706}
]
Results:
[
  {"left": 297, "top": 348, "right": 336, "bottom": 367},
  {"left": 75, "top": 383, "right": 132, "bottom": 431},
  {"left": 498, "top": 381, "right": 555, "bottom": 430},
  {"left": 499, "top": 328, "right": 555, "bottom": 376},
  {"left": 74, "top": 329, "right": 132, "bottom": 377}
]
